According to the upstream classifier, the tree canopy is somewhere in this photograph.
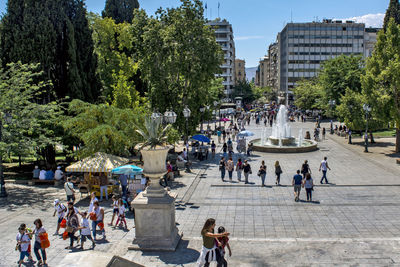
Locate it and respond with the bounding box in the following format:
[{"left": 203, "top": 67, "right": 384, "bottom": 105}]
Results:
[
  {"left": 384, "top": 0, "right": 400, "bottom": 30},
  {"left": 102, "top": 0, "right": 140, "bottom": 24}
]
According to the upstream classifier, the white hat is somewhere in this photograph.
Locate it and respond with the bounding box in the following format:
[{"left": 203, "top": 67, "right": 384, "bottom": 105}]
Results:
[
  {"left": 35, "top": 166, "right": 39, "bottom": 169},
  {"left": 57, "top": 166, "right": 61, "bottom": 169},
  {"left": 54, "top": 199, "right": 60, "bottom": 205}
]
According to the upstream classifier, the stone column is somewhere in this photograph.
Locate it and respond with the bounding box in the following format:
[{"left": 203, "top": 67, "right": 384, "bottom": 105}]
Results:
[{"left": 129, "top": 146, "right": 182, "bottom": 251}]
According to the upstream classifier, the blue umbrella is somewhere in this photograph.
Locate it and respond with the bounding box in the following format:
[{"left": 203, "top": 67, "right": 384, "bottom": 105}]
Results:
[
  {"left": 111, "top": 165, "right": 143, "bottom": 176},
  {"left": 190, "top": 134, "right": 210, "bottom": 143},
  {"left": 238, "top": 130, "right": 255, "bottom": 137}
]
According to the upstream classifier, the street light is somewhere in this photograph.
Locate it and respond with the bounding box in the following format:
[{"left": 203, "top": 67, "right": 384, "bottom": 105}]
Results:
[
  {"left": 183, "top": 106, "right": 191, "bottom": 142},
  {"left": 199, "top": 107, "right": 205, "bottom": 133},
  {"left": 213, "top": 101, "right": 220, "bottom": 130},
  {"left": 0, "top": 112, "right": 12, "bottom": 198},
  {"left": 206, "top": 105, "right": 210, "bottom": 131},
  {"left": 329, "top": 100, "right": 336, "bottom": 134},
  {"left": 151, "top": 111, "right": 163, "bottom": 125},
  {"left": 363, "top": 104, "right": 371, "bottom": 153},
  {"left": 163, "top": 110, "right": 177, "bottom": 124}
]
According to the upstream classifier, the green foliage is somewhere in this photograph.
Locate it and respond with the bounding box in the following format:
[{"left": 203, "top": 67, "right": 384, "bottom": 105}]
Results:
[
  {"left": 253, "top": 86, "right": 277, "bottom": 103},
  {"left": 384, "top": 0, "right": 400, "bottom": 30},
  {"left": 102, "top": 0, "right": 139, "bottom": 24},
  {"left": 293, "top": 79, "right": 324, "bottom": 111},
  {"left": 166, "top": 127, "right": 181, "bottom": 146},
  {"left": 318, "top": 55, "right": 365, "bottom": 107},
  {"left": 362, "top": 18, "right": 400, "bottom": 151},
  {"left": 0, "top": 0, "right": 100, "bottom": 102},
  {"left": 63, "top": 99, "right": 147, "bottom": 157},
  {"left": 89, "top": 14, "right": 144, "bottom": 107},
  {"left": 0, "top": 62, "right": 62, "bottom": 159},
  {"left": 232, "top": 81, "right": 256, "bottom": 104},
  {"left": 135, "top": 117, "right": 171, "bottom": 149},
  {"left": 132, "top": 0, "right": 223, "bottom": 135}
]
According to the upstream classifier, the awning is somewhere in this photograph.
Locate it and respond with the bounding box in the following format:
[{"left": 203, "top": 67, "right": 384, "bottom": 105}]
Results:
[{"left": 66, "top": 152, "right": 129, "bottom": 173}]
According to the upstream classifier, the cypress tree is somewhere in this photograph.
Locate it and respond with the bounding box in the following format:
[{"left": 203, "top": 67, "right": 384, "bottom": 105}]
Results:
[
  {"left": 383, "top": 0, "right": 400, "bottom": 30},
  {"left": 102, "top": 0, "right": 140, "bottom": 23},
  {"left": 0, "top": 0, "right": 100, "bottom": 102}
]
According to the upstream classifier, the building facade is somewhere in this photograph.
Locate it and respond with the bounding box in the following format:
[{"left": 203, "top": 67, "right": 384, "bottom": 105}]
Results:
[
  {"left": 234, "top": 59, "right": 246, "bottom": 84},
  {"left": 276, "top": 20, "right": 379, "bottom": 103},
  {"left": 207, "top": 19, "right": 236, "bottom": 99}
]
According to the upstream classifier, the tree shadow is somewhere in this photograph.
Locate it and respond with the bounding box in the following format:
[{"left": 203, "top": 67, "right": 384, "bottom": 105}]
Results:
[{"left": 141, "top": 239, "right": 199, "bottom": 265}]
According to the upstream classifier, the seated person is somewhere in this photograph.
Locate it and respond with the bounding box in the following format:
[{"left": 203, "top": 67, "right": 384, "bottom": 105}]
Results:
[
  {"left": 54, "top": 166, "right": 65, "bottom": 181},
  {"left": 39, "top": 169, "right": 46, "bottom": 180},
  {"left": 177, "top": 152, "right": 191, "bottom": 167},
  {"left": 45, "top": 168, "right": 55, "bottom": 180},
  {"left": 33, "top": 166, "right": 40, "bottom": 179}
]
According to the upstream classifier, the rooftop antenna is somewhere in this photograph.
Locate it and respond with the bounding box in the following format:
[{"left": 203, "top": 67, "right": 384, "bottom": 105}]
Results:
[
  {"left": 218, "top": 2, "right": 220, "bottom": 18},
  {"left": 205, "top": 2, "right": 207, "bottom": 19},
  {"left": 291, "top": 10, "right": 293, "bottom": 23},
  {"left": 210, "top": 8, "right": 212, "bottom": 19}
]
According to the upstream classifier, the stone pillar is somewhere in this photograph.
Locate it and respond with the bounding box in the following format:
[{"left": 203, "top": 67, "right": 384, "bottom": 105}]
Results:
[{"left": 129, "top": 146, "right": 182, "bottom": 251}]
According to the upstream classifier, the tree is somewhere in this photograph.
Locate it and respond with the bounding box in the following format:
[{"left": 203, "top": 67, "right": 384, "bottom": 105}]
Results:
[
  {"left": 0, "top": 62, "right": 62, "bottom": 164},
  {"left": 89, "top": 15, "right": 144, "bottom": 107},
  {"left": 293, "top": 79, "right": 324, "bottom": 111},
  {"left": 232, "top": 81, "right": 256, "bottom": 105},
  {"left": 0, "top": 0, "right": 100, "bottom": 102},
  {"left": 362, "top": 18, "right": 400, "bottom": 152},
  {"left": 132, "top": 0, "right": 223, "bottom": 134},
  {"left": 102, "top": 0, "right": 139, "bottom": 24},
  {"left": 384, "top": 0, "right": 400, "bottom": 30},
  {"left": 63, "top": 99, "right": 147, "bottom": 157},
  {"left": 253, "top": 86, "right": 277, "bottom": 103},
  {"left": 318, "top": 55, "right": 365, "bottom": 107}
]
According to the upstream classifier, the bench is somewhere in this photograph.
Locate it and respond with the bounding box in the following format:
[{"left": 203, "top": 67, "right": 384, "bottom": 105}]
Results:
[{"left": 28, "top": 179, "right": 58, "bottom": 186}]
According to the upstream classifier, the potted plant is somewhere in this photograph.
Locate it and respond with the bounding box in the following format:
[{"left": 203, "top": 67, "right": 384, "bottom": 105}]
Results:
[{"left": 135, "top": 116, "right": 172, "bottom": 197}]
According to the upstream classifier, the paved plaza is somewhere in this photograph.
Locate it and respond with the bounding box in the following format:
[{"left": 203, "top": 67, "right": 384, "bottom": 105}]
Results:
[{"left": 1, "top": 121, "right": 400, "bottom": 266}]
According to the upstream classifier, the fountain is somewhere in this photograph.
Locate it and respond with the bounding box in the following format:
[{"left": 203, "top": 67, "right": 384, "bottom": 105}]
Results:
[{"left": 250, "top": 105, "right": 317, "bottom": 153}]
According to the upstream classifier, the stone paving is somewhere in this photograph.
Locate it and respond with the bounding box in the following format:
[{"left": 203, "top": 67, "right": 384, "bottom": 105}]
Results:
[{"left": 1, "top": 120, "right": 400, "bottom": 266}]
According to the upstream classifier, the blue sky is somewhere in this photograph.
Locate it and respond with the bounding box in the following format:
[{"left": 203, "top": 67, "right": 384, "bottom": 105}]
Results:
[{"left": 0, "top": 0, "right": 389, "bottom": 67}]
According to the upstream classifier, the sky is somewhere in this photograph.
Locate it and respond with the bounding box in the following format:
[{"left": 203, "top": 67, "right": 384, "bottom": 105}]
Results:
[{"left": 0, "top": 0, "right": 389, "bottom": 67}]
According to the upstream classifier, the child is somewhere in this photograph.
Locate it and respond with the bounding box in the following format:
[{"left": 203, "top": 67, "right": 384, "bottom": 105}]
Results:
[
  {"left": 53, "top": 199, "right": 66, "bottom": 235},
  {"left": 115, "top": 199, "right": 127, "bottom": 229},
  {"left": 16, "top": 226, "right": 34, "bottom": 266},
  {"left": 216, "top": 226, "right": 232, "bottom": 267},
  {"left": 78, "top": 211, "right": 96, "bottom": 250},
  {"left": 109, "top": 195, "right": 118, "bottom": 226}
]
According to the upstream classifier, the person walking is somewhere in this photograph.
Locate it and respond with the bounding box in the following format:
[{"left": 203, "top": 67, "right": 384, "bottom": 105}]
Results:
[
  {"left": 65, "top": 208, "right": 80, "bottom": 249},
  {"left": 99, "top": 173, "right": 109, "bottom": 201},
  {"left": 16, "top": 225, "right": 34, "bottom": 266},
  {"left": 217, "top": 130, "right": 222, "bottom": 143},
  {"left": 219, "top": 157, "right": 226, "bottom": 182},
  {"left": 119, "top": 174, "right": 128, "bottom": 199},
  {"left": 109, "top": 195, "right": 119, "bottom": 226},
  {"left": 258, "top": 161, "right": 267, "bottom": 187},
  {"left": 303, "top": 173, "right": 314, "bottom": 202},
  {"left": 226, "top": 157, "right": 234, "bottom": 182},
  {"left": 64, "top": 177, "right": 75, "bottom": 203},
  {"left": 216, "top": 226, "right": 232, "bottom": 267},
  {"left": 115, "top": 198, "right": 127, "bottom": 229},
  {"left": 243, "top": 160, "right": 252, "bottom": 184},
  {"left": 197, "top": 218, "right": 230, "bottom": 267},
  {"left": 88, "top": 192, "right": 98, "bottom": 213},
  {"left": 53, "top": 199, "right": 66, "bottom": 235},
  {"left": 319, "top": 156, "right": 331, "bottom": 184},
  {"left": 32, "top": 219, "right": 47, "bottom": 265},
  {"left": 92, "top": 201, "right": 105, "bottom": 240},
  {"left": 275, "top": 161, "right": 283, "bottom": 185},
  {"left": 301, "top": 160, "right": 311, "bottom": 179},
  {"left": 292, "top": 170, "right": 303, "bottom": 202},
  {"left": 78, "top": 211, "right": 95, "bottom": 250},
  {"left": 236, "top": 158, "right": 243, "bottom": 182},
  {"left": 211, "top": 141, "right": 216, "bottom": 158},
  {"left": 222, "top": 142, "right": 227, "bottom": 157}
]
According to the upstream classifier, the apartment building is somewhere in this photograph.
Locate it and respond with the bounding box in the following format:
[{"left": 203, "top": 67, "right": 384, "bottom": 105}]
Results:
[
  {"left": 255, "top": 56, "right": 269, "bottom": 88},
  {"left": 207, "top": 19, "right": 236, "bottom": 98},
  {"left": 235, "top": 59, "right": 246, "bottom": 84},
  {"left": 276, "top": 20, "right": 379, "bottom": 103}
]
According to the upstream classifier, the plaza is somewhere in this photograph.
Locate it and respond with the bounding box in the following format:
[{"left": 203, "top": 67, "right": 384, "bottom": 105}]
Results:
[{"left": 1, "top": 120, "right": 400, "bottom": 266}]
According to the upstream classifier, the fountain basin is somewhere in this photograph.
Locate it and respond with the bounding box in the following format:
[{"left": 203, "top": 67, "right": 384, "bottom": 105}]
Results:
[
  {"left": 268, "top": 137, "right": 296, "bottom": 146},
  {"left": 250, "top": 138, "right": 318, "bottom": 153}
]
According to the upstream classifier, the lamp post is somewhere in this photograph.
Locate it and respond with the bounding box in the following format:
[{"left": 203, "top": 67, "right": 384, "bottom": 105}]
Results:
[
  {"left": 213, "top": 101, "right": 219, "bottom": 130},
  {"left": 163, "top": 109, "right": 177, "bottom": 124},
  {"left": 200, "top": 107, "right": 205, "bottom": 133},
  {"left": 329, "top": 100, "right": 336, "bottom": 134},
  {"left": 0, "top": 112, "right": 12, "bottom": 198},
  {"left": 206, "top": 105, "right": 210, "bottom": 131},
  {"left": 363, "top": 104, "right": 371, "bottom": 153},
  {"left": 183, "top": 105, "right": 191, "bottom": 142}
]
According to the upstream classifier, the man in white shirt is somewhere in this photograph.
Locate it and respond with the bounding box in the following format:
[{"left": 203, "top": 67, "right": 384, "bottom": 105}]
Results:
[
  {"left": 54, "top": 166, "right": 65, "bottom": 181},
  {"left": 39, "top": 169, "right": 46, "bottom": 180},
  {"left": 64, "top": 178, "right": 75, "bottom": 202},
  {"left": 319, "top": 156, "right": 331, "bottom": 184}
]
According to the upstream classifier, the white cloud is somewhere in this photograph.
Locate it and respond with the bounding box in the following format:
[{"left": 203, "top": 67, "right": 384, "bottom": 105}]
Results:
[
  {"left": 337, "top": 13, "right": 384, "bottom": 28},
  {"left": 235, "top": 35, "right": 264, "bottom": 41}
]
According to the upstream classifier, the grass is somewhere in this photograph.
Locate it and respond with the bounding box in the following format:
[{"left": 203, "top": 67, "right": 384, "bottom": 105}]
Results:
[{"left": 353, "top": 129, "right": 396, "bottom": 138}]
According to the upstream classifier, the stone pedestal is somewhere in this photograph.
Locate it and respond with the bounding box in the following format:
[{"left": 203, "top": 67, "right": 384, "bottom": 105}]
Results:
[{"left": 129, "top": 191, "right": 182, "bottom": 251}]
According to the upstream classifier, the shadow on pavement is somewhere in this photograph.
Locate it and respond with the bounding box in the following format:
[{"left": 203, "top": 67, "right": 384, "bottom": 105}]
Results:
[{"left": 141, "top": 239, "right": 199, "bottom": 265}]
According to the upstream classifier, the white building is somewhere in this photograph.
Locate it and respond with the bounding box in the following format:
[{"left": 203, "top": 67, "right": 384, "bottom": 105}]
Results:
[
  {"left": 277, "top": 20, "right": 380, "bottom": 103},
  {"left": 207, "top": 19, "right": 236, "bottom": 100}
]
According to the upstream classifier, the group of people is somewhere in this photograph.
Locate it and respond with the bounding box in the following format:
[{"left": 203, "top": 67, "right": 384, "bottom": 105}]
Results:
[
  {"left": 33, "top": 166, "right": 65, "bottom": 181},
  {"left": 218, "top": 157, "right": 284, "bottom": 186}
]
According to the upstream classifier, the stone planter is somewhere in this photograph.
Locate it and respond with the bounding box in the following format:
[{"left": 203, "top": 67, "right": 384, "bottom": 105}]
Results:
[{"left": 141, "top": 146, "right": 170, "bottom": 198}]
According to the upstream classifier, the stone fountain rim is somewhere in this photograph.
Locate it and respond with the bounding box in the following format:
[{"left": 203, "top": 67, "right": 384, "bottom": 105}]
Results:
[{"left": 250, "top": 138, "right": 318, "bottom": 153}]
